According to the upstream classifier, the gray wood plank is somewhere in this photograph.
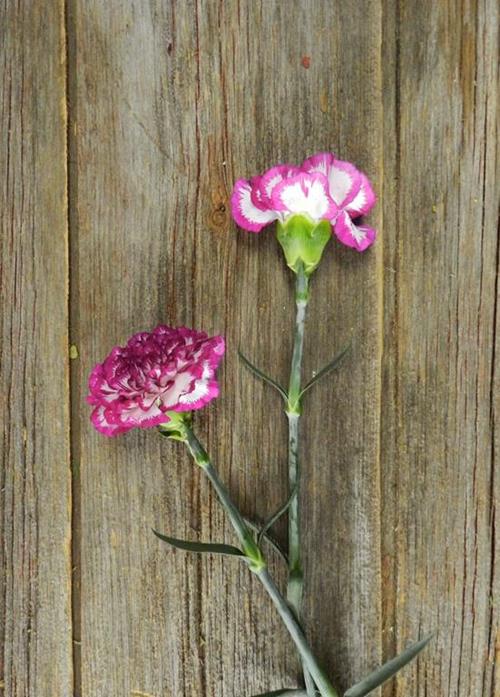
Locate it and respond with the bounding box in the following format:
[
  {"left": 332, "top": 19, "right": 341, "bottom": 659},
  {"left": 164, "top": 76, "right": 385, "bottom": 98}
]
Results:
[
  {"left": 380, "top": 1, "right": 499, "bottom": 695},
  {"left": 72, "top": 1, "right": 383, "bottom": 696},
  {"left": 0, "top": 2, "right": 73, "bottom": 696}
]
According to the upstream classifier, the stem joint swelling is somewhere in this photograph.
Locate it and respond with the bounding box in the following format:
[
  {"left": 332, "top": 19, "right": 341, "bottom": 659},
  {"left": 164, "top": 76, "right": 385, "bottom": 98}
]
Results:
[{"left": 286, "top": 401, "right": 302, "bottom": 418}]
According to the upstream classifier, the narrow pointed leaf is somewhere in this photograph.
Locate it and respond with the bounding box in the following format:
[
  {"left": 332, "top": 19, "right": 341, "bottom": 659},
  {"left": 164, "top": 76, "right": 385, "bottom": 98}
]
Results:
[
  {"left": 300, "top": 341, "right": 352, "bottom": 398},
  {"left": 344, "top": 634, "right": 433, "bottom": 697},
  {"left": 303, "top": 666, "right": 319, "bottom": 697},
  {"left": 153, "top": 529, "right": 245, "bottom": 558},
  {"left": 258, "top": 486, "right": 298, "bottom": 547},
  {"left": 238, "top": 350, "right": 288, "bottom": 402},
  {"left": 251, "top": 691, "right": 308, "bottom": 696},
  {"left": 244, "top": 517, "right": 288, "bottom": 564}
]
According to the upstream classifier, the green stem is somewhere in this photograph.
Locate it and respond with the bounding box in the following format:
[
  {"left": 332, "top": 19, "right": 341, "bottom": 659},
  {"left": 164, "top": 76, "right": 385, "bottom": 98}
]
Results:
[
  {"left": 286, "top": 264, "right": 308, "bottom": 612},
  {"left": 182, "top": 424, "right": 338, "bottom": 697},
  {"left": 287, "top": 264, "right": 309, "bottom": 412},
  {"left": 256, "top": 567, "right": 335, "bottom": 697},
  {"left": 286, "top": 263, "right": 314, "bottom": 695},
  {"left": 184, "top": 428, "right": 262, "bottom": 568},
  {"left": 286, "top": 412, "right": 302, "bottom": 611}
]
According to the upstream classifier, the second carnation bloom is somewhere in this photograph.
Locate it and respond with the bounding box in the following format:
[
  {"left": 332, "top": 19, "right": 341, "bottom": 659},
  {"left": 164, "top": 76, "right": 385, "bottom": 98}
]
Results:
[
  {"left": 231, "top": 151, "right": 376, "bottom": 253},
  {"left": 87, "top": 325, "right": 225, "bottom": 436}
]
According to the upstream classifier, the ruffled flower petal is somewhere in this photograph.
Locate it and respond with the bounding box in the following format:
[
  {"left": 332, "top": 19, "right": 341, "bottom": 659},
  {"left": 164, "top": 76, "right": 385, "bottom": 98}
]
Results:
[
  {"left": 230, "top": 179, "right": 278, "bottom": 232},
  {"left": 301, "top": 151, "right": 335, "bottom": 176},
  {"left": 258, "top": 164, "right": 301, "bottom": 207},
  {"left": 177, "top": 365, "right": 220, "bottom": 410},
  {"left": 333, "top": 210, "right": 376, "bottom": 252},
  {"left": 121, "top": 403, "right": 170, "bottom": 431},
  {"left": 344, "top": 173, "right": 376, "bottom": 216},
  {"left": 326, "top": 159, "right": 362, "bottom": 208},
  {"left": 249, "top": 176, "right": 269, "bottom": 211},
  {"left": 302, "top": 152, "right": 361, "bottom": 208},
  {"left": 88, "top": 326, "right": 225, "bottom": 437},
  {"left": 271, "top": 172, "right": 337, "bottom": 221},
  {"left": 90, "top": 404, "right": 129, "bottom": 436}
]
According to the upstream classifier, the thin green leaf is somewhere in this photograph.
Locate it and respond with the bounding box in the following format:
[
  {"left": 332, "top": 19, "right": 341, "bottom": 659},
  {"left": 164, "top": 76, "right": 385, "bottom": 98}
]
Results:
[
  {"left": 250, "top": 691, "right": 308, "bottom": 696},
  {"left": 238, "top": 350, "right": 288, "bottom": 402},
  {"left": 258, "top": 486, "right": 298, "bottom": 547},
  {"left": 244, "top": 517, "right": 288, "bottom": 564},
  {"left": 303, "top": 666, "right": 319, "bottom": 697},
  {"left": 344, "top": 634, "right": 433, "bottom": 697},
  {"left": 300, "top": 341, "right": 352, "bottom": 398},
  {"left": 153, "top": 530, "right": 245, "bottom": 558}
]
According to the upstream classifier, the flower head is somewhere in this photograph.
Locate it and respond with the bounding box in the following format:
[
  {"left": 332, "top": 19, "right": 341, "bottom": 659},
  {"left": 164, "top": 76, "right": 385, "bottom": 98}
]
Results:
[
  {"left": 87, "top": 325, "right": 225, "bottom": 437},
  {"left": 230, "top": 151, "right": 376, "bottom": 255}
]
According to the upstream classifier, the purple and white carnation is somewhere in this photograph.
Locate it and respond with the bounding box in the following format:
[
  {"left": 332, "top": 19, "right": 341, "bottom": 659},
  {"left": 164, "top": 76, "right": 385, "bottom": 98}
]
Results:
[
  {"left": 231, "top": 151, "right": 377, "bottom": 252},
  {"left": 87, "top": 325, "right": 225, "bottom": 436}
]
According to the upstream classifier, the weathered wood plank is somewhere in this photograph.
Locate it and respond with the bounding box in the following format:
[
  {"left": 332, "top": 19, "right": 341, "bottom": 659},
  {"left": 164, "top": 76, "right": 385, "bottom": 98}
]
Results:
[
  {"left": 381, "top": 1, "right": 499, "bottom": 695},
  {"left": 0, "top": 2, "right": 73, "bottom": 696},
  {"left": 72, "top": 1, "right": 383, "bottom": 695}
]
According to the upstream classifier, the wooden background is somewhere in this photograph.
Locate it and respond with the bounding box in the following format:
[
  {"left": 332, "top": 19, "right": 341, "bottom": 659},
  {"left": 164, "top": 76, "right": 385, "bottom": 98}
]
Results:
[{"left": 1, "top": 1, "right": 498, "bottom": 696}]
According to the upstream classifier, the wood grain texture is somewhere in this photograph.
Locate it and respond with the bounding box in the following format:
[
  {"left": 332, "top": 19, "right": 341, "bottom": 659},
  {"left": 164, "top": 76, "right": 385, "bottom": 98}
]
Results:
[
  {"left": 381, "top": 1, "right": 499, "bottom": 695},
  {"left": 1, "top": 0, "right": 498, "bottom": 696},
  {"left": 0, "top": 2, "right": 73, "bottom": 696}
]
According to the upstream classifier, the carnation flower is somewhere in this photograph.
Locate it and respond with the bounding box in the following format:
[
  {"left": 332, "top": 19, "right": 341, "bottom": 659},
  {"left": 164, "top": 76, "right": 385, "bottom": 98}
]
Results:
[
  {"left": 230, "top": 152, "right": 376, "bottom": 253},
  {"left": 87, "top": 325, "right": 225, "bottom": 436}
]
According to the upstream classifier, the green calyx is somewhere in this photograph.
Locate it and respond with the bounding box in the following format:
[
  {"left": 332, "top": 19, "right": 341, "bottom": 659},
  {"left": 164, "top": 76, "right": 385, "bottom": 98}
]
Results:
[
  {"left": 158, "top": 411, "right": 191, "bottom": 441},
  {"left": 276, "top": 214, "right": 331, "bottom": 275}
]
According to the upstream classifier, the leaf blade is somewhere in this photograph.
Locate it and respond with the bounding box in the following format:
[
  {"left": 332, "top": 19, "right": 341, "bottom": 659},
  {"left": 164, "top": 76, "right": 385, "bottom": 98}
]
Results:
[
  {"left": 344, "top": 634, "right": 433, "bottom": 697},
  {"left": 250, "top": 691, "right": 308, "bottom": 696},
  {"left": 300, "top": 341, "right": 351, "bottom": 398},
  {"left": 238, "top": 350, "right": 288, "bottom": 402},
  {"left": 258, "top": 486, "right": 298, "bottom": 547},
  {"left": 153, "top": 530, "right": 245, "bottom": 558}
]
